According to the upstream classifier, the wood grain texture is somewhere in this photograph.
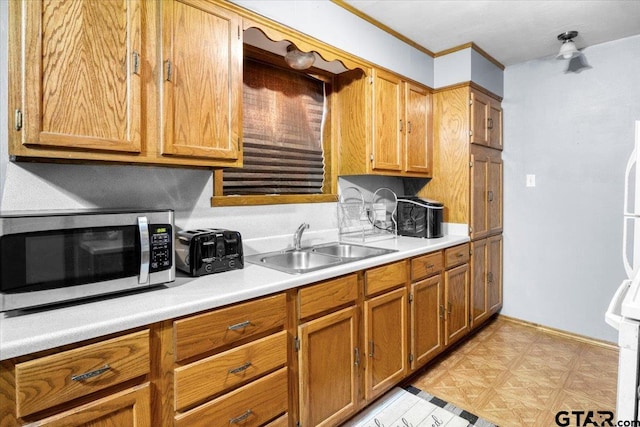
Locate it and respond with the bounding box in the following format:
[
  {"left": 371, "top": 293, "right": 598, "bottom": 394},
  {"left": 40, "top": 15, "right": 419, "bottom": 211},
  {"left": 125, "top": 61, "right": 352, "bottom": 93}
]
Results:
[
  {"left": 336, "top": 68, "right": 371, "bottom": 175},
  {"left": 25, "top": 0, "right": 142, "bottom": 153},
  {"left": 487, "top": 234, "right": 503, "bottom": 314},
  {"left": 419, "top": 87, "right": 471, "bottom": 224},
  {"left": 365, "top": 260, "right": 409, "bottom": 296},
  {"left": 444, "top": 243, "right": 470, "bottom": 269},
  {"left": 162, "top": 0, "right": 241, "bottom": 160},
  {"left": 15, "top": 330, "right": 149, "bottom": 418},
  {"left": 298, "top": 306, "right": 358, "bottom": 426},
  {"left": 470, "top": 238, "right": 489, "bottom": 329},
  {"left": 174, "top": 368, "right": 288, "bottom": 427},
  {"left": 149, "top": 321, "right": 174, "bottom": 427},
  {"left": 444, "top": 263, "right": 470, "bottom": 347},
  {"left": 404, "top": 83, "right": 433, "bottom": 175},
  {"left": 410, "top": 274, "right": 443, "bottom": 370},
  {"left": 173, "top": 293, "right": 286, "bottom": 362},
  {"left": 410, "top": 251, "right": 443, "bottom": 282},
  {"left": 25, "top": 383, "right": 150, "bottom": 427},
  {"left": 363, "top": 287, "right": 407, "bottom": 402},
  {"left": 371, "top": 68, "right": 403, "bottom": 172},
  {"left": 174, "top": 331, "right": 286, "bottom": 411},
  {"left": 298, "top": 274, "right": 358, "bottom": 320}
]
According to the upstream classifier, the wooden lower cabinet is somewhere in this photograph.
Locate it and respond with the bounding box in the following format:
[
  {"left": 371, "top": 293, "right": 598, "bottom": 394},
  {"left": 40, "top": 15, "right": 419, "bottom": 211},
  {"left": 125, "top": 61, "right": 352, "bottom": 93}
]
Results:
[
  {"left": 364, "top": 287, "right": 408, "bottom": 402},
  {"left": 410, "top": 274, "right": 444, "bottom": 370},
  {"left": 444, "top": 263, "right": 470, "bottom": 347},
  {"left": 470, "top": 234, "right": 503, "bottom": 329},
  {"left": 298, "top": 306, "right": 359, "bottom": 426},
  {"left": 24, "top": 383, "right": 151, "bottom": 427}
]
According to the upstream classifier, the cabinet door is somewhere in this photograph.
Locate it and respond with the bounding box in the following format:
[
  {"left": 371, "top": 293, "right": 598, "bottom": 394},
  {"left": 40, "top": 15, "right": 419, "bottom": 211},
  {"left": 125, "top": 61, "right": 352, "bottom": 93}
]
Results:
[
  {"left": 470, "top": 239, "right": 488, "bottom": 329},
  {"left": 298, "top": 306, "right": 359, "bottom": 426},
  {"left": 488, "top": 156, "right": 504, "bottom": 234},
  {"left": 162, "top": 0, "right": 241, "bottom": 160},
  {"left": 471, "top": 151, "right": 489, "bottom": 240},
  {"left": 364, "top": 287, "right": 407, "bottom": 402},
  {"left": 470, "top": 90, "right": 490, "bottom": 147},
  {"left": 32, "top": 383, "right": 150, "bottom": 427},
  {"left": 19, "top": 0, "right": 142, "bottom": 153},
  {"left": 487, "top": 234, "right": 503, "bottom": 314},
  {"left": 410, "top": 274, "right": 443, "bottom": 370},
  {"left": 444, "top": 263, "right": 469, "bottom": 347},
  {"left": 404, "top": 83, "right": 432, "bottom": 174},
  {"left": 489, "top": 101, "right": 503, "bottom": 150},
  {"left": 371, "top": 69, "right": 403, "bottom": 172}
]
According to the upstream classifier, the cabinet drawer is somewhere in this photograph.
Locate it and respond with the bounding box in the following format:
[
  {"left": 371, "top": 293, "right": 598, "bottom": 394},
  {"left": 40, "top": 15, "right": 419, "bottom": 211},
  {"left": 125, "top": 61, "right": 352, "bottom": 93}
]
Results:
[
  {"left": 298, "top": 273, "right": 358, "bottom": 319},
  {"left": 445, "top": 243, "right": 470, "bottom": 268},
  {"left": 175, "top": 331, "right": 287, "bottom": 411},
  {"left": 174, "top": 293, "right": 286, "bottom": 361},
  {"left": 174, "top": 368, "right": 288, "bottom": 427},
  {"left": 411, "top": 251, "right": 444, "bottom": 281},
  {"left": 15, "top": 329, "right": 150, "bottom": 418},
  {"left": 365, "top": 260, "right": 409, "bottom": 296}
]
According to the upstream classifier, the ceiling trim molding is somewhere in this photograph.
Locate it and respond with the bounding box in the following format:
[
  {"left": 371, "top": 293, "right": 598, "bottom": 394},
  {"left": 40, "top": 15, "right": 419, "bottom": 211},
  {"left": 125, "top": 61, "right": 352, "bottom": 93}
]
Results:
[
  {"left": 331, "top": 0, "right": 435, "bottom": 57},
  {"left": 435, "top": 42, "right": 505, "bottom": 71}
]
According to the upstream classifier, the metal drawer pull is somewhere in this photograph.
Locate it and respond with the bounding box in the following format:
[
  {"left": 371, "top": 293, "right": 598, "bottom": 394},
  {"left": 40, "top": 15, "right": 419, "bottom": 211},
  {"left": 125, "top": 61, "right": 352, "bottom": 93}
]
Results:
[
  {"left": 71, "top": 365, "right": 111, "bottom": 381},
  {"left": 228, "top": 362, "right": 252, "bottom": 374},
  {"left": 425, "top": 263, "right": 435, "bottom": 269},
  {"left": 230, "top": 410, "right": 253, "bottom": 424},
  {"left": 456, "top": 253, "right": 464, "bottom": 258},
  {"left": 227, "top": 320, "right": 251, "bottom": 331}
]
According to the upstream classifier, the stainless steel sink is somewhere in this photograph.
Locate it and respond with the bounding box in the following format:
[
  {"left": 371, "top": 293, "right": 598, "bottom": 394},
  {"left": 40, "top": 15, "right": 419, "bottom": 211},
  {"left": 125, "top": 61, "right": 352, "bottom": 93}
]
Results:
[
  {"left": 245, "top": 242, "right": 397, "bottom": 274},
  {"left": 312, "top": 242, "right": 393, "bottom": 259}
]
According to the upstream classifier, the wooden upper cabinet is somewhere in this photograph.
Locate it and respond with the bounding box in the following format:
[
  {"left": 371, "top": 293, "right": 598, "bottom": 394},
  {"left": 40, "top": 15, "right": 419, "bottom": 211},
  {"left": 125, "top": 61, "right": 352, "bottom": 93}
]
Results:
[
  {"left": 371, "top": 69, "right": 403, "bottom": 172},
  {"left": 336, "top": 67, "right": 432, "bottom": 177},
  {"left": 161, "top": 0, "right": 242, "bottom": 161},
  {"left": 470, "top": 89, "right": 502, "bottom": 150},
  {"left": 404, "top": 83, "right": 433, "bottom": 174},
  {"left": 15, "top": 0, "right": 143, "bottom": 153}
]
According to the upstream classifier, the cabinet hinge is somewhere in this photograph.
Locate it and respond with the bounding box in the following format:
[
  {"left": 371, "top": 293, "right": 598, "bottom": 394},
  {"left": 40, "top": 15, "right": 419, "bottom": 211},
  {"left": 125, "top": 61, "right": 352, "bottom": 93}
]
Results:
[
  {"left": 238, "top": 25, "right": 241, "bottom": 40},
  {"left": 469, "top": 161, "right": 473, "bottom": 167},
  {"left": 469, "top": 130, "right": 473, "bottom": 136},
  {"left": 469, "top": 98, "right": 473, "bottom": 105},
  {"left": 409, "top": 353, "right": 414, "bottom": 363},
  {"left": 369, "top": 76, "right": 373, "bottom": 84},
  {"left": 14, "top": 109, "right": 22, "bottom": 131},
  {"left": 370, "top": 153, "right": 374, "bottom": 162},
  {"left": 408, "top": 293, "right": 414, "bottom": 303},
  {"left": 294, "top": 336, "right": 300, "bottom": 352},
  {"left": 297, "top": 422, "right": 302, "bottom": 427}
]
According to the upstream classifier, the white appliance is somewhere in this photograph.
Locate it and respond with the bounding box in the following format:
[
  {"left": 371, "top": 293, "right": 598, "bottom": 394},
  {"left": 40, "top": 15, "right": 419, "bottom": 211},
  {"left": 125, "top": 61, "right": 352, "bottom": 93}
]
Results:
[{"left": 606, "top": 120, "right": 640, "bottom": 422}]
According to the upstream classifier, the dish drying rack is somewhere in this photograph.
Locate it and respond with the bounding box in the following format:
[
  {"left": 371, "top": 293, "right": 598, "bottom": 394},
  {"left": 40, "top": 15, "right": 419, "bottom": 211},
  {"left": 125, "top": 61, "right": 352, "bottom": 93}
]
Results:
[{"left": 338, "top": 187, "right": 397, "bottom": 243}]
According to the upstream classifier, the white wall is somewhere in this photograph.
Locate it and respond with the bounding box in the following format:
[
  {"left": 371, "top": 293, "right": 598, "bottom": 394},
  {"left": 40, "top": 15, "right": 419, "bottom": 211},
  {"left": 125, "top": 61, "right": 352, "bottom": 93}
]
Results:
[{"left": 502, "top": 34, "right": 640, "bottom": 342}]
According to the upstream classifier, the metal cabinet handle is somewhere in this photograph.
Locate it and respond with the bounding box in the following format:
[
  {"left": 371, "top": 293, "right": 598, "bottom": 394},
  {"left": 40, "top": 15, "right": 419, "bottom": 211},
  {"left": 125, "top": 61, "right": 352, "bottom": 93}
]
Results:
[
  {"left": 369, "top": 340, "right": 375, "bottom": 357},
  {"left": 71, "top": 365, "right": 111, "bottom": 381},
  {"left": 488, "top": 272, "right": 494, "bottom": 284},
  {"left": 354, "top": 347, "right": 360, "bottom": 367},
  {"left": 228, "top": 362, "right": 252, "bottom": 374},
  {"left": 448, "top": 302, "right": 452, "bottom": 314},
  {"left": 488, "top": 190, "right": 494, "bottom": 202},
  {"left": 425, "top": 262, "right": 435, "bottom": 269},
  {"left": 132, "top": 51, "right": 140, "bottom": 75},
  {"left": 439, "top": 305, "right": 445, "bottom": 318},
  {"left": 408, "top": 121, "right": 412, "bottom": 133},
  {"left": 230, "top": 410, "right": 252, "bottom": 424},
  {"left": 487, "top": 117, "right": 494, "bottom": 129},
  {"left": 227, "top": 320, "right": 251, "bottom": 331},
  {"left": 399, "top": 119, "right": 403, "bottom": 132},
  {"left": 456, "top": 253, "right": 464, "bottom": 258},
  {"left": 164, "top": 60, "right": 173, "bottom": 82}
]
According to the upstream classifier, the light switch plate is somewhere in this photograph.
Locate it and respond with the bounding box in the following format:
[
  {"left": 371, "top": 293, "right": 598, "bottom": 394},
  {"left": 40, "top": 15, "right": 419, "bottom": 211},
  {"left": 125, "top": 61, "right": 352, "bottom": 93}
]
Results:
[{"left": 526, "top": 174, "right": 536, "bottom": 187}]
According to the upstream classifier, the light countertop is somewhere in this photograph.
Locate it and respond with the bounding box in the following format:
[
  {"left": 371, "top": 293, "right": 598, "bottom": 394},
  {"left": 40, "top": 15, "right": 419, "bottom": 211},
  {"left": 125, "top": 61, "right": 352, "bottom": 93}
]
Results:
[{"left": 0, "top": 234, "right": 468, "bottom": 361}]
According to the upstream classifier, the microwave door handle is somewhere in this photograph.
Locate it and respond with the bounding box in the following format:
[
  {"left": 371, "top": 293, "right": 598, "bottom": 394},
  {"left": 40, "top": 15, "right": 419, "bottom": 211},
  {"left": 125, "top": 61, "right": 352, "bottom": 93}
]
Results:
[{"left": 138, "top": 216, "right": 150, "bottom": 284}]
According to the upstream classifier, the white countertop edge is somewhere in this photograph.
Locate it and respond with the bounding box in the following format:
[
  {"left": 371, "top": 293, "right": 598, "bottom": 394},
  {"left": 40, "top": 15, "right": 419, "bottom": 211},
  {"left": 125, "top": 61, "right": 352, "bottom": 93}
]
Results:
[{"left": 0, "top": 234, "right": 469, "bottom": 360}]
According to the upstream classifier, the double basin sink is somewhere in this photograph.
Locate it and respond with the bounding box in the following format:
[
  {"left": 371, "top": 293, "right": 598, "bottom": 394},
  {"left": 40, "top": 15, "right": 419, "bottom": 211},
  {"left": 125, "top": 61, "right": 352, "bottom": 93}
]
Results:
[{"left": 245, "top": 242, "right": 397, "bottom": 274}]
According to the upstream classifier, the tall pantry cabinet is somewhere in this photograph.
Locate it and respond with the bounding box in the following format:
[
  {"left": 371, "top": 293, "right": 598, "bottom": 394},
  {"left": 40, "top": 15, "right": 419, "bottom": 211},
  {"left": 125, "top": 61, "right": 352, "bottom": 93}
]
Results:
[{"left": 419, "top": 83, "right": 503, "bottom": 330}]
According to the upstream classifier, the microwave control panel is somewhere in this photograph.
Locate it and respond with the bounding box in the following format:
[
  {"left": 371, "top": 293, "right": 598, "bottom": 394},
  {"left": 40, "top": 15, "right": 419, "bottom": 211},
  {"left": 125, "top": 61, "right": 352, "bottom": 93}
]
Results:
[{"left": 149, "top": 224, "right": 173, "bottom": 273}]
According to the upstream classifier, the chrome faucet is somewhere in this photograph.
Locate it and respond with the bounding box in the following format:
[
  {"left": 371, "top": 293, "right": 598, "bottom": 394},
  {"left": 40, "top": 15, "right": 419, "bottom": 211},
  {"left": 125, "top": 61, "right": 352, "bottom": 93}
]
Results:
[{"left": 293, "top": 223, "right": 310, "bottom": 250}]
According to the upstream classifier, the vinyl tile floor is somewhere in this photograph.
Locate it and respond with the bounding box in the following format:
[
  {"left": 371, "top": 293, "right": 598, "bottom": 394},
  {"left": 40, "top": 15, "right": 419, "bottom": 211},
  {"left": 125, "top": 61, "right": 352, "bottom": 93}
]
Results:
[{"left": 410, "top": 316, "right": 619, "bottom": 426}]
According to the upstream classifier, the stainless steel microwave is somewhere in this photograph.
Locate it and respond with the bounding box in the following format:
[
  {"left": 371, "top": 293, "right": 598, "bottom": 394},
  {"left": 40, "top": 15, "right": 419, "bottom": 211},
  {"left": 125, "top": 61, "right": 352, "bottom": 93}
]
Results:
[{"left": 0, "top": 209, "right": 175, "bottom": 312}]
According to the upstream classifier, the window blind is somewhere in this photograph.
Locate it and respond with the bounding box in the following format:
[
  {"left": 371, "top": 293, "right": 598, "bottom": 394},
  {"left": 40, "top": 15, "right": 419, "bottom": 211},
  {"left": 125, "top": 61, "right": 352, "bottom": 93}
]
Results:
[{"left": 223, "top": 58, "right": 326, "bottom": 195}]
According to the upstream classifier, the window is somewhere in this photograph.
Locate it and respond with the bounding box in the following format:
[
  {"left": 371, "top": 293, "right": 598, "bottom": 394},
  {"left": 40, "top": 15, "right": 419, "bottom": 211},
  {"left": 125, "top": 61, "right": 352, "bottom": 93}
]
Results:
[{"left": 212, "top": 47, "right": 337, "bottom": 206}]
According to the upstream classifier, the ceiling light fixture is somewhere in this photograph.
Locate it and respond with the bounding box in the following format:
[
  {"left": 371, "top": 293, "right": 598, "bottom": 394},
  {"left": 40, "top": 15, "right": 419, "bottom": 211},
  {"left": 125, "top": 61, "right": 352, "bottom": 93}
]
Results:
[
  {"left": 557, "top": 31, "right": 581, "bottom": 60},
  {"left": 284, "top": 44, "right": 315, "bottom": 70}
]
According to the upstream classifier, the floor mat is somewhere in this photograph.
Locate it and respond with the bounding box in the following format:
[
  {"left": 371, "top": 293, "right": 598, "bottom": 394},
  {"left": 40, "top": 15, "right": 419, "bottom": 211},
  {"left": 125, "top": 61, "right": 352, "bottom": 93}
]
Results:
[{"left": 342, "top": 386, "right": 498, "bottom": 427}]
